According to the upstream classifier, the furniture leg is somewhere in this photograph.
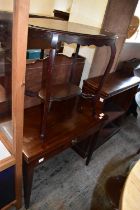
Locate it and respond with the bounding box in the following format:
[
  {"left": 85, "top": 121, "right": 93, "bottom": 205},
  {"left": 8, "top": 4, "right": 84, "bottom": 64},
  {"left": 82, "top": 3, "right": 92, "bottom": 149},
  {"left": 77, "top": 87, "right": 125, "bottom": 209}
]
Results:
[
  {"left": 23, "top": 161, "right": 34, "bottom": 209},
  {"left": 86, "top": 131, "right": 100, "bottom": 166},
  {"left": 126, "top": 96, "right": 138, "bottom": 118}
]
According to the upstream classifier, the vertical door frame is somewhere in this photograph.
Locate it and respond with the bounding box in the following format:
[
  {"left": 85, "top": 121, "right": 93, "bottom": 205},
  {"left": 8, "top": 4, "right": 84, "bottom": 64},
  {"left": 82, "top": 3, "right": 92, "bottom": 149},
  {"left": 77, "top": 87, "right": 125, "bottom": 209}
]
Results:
[{"left": 12, "top": 0, "right": 30, "bottom": 208}]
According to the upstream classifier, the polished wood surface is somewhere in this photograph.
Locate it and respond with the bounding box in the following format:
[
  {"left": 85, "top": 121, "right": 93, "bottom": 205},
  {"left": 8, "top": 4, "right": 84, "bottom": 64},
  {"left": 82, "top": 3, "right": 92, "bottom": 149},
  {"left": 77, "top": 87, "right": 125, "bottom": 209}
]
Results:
[
  {"left": 39, "top": 83, "right": 81, "bottom": 101},
  {"left": 0, "top": 10, "right": 117, "bottom": 208},
  {"left": 84, "top": 71, "right": 140, "bottom": 98},
  {"left": 78, "top": 72, "right": 140, "bottom": 157},
  {"left": 37, "top": 30, "right": 116, "bottom": 138},
  {"left": 29, "top": 18, "right": 105, "bottom": 36},
  {"left": 23, "top": 104, "right": 106, "bottom": 163},
  {"left": 0, "top": 11, "right": 117, "bottom": 52},
  {"left": 25, "top": 54, "right": 85, "bottom": 108},
  {"left": 22, "top": 103, "right": 107, "bottom": 208},
  {"left": 120, "top": 160, "right": 140, "bottom": 210}
]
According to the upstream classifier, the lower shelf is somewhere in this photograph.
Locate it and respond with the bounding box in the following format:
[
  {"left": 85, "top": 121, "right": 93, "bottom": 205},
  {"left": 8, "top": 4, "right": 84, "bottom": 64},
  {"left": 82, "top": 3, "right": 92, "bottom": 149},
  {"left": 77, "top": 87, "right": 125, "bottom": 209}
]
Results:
[
  {"left": 104, "top": 101, "right": 125, "bottom": 125},
  {"left": 72, "top": 122, "right": 121, "bottom": 158},
  {"left": 72, "top": 136, "right": 90, "bottom": 159},
  {"left": 98, "top": 122, "right": 120, "bottom": 144}
]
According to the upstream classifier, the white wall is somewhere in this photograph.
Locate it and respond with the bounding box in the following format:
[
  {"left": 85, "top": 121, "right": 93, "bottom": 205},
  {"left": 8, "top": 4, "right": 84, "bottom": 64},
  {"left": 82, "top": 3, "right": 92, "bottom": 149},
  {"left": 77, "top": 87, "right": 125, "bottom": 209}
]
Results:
[
  {"left": 0, "top": 0, "right": 108, "bottom": 85},
  {"left": 0, "top": 0, "right": 73, "bottom": 15},
  {"left": 64, "top": 0, "right": 108, "bottom": 86},
  {"left": 0, "top": 0, "right": 55, "bottom": 15},
  {"left": 29, "top": 0, "right": 54, "bottom": 16},
  {"left": 0, "top": 0, "right": 13, "bottom": 11},
  {"left": 54, "top": 0, "right": 73, "bottom": 12},
  {"left": 70, "top": 0, "right": 108, "bottom": 27}
]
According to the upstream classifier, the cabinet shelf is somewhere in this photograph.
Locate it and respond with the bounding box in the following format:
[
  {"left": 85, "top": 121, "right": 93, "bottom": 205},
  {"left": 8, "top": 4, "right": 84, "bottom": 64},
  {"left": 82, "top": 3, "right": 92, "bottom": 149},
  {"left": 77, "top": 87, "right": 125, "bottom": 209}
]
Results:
[{"left": 104, "top": 101, "right": 125, "bottom": 125}]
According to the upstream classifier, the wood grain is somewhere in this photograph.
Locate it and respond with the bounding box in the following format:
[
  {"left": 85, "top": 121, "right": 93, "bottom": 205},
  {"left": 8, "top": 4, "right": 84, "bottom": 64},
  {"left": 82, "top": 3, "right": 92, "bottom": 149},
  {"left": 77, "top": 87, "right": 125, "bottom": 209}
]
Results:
[
  {"left": 12, "top": 0, "right": 29, "bottom": 208},
  {"left": 0, "top": 155, "right": 15, "bottom": 172},
  {"left": 23, "top": 104, "right": 106, "bottom": 163},
  {"left": 84, "top": 71, "right": 140, "bottom": 98},
  {"left": 120, "top": 160, "right": 140, "bottom": 210}
]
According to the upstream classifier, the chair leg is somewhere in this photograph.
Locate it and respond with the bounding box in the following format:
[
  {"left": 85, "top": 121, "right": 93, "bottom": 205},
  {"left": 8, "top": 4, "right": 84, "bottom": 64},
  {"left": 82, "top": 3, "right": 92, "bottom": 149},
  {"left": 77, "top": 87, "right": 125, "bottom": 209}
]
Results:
[
  {"left": 40, "top": 100, "right": 52, "bottom": 139},
  {"left": 86, "top": 131, "right": 100, "bottom": 165},
  {"left": 77, "top": 96, "right": 84, "bottom": 113}
]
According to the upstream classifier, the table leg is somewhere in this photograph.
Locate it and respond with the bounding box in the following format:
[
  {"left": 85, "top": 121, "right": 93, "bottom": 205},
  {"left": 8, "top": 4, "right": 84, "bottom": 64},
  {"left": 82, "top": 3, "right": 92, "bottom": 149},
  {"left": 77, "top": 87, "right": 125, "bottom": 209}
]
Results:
[
  {"left": 86, "top": 131, "right": 100, "bottom": 166},
  {"left": 23, "top": 161, "right": 34, "bottom": 209},
  {"left": 126, "top": 96, "right": 138, "bottom": 118}
]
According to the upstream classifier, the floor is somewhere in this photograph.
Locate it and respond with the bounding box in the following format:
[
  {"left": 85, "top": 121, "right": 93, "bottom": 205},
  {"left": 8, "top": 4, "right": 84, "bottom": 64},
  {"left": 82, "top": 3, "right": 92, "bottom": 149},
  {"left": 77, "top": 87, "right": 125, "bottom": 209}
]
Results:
[{"left": 12, "top": 110, "right": 140, "bottom": 210}]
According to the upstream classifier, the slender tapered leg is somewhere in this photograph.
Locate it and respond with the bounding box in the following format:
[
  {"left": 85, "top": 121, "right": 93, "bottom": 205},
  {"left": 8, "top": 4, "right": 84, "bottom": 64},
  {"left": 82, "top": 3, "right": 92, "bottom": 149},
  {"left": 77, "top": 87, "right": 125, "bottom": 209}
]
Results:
[
  {"left": 23, "top": 161, "right": 34, "bottom": 209},
  {"left": 86, "top": 131, "right": 100, "bottom": 166}
]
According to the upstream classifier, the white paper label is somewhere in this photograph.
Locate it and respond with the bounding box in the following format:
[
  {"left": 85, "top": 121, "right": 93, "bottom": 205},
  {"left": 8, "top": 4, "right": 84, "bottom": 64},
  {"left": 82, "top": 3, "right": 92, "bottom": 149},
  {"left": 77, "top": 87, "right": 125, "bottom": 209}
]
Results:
[
  {"left": 100, "top": 98, "right": 104, "bottom": 102},
  {"left": 39, "top": 157, "right": 44, "bottom": 163}
]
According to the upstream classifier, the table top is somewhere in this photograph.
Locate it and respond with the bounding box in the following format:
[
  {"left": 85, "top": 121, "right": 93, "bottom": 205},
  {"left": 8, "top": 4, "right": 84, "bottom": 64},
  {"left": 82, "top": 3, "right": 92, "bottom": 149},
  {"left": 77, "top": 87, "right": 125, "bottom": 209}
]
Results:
[
  {"left": 29, "top": 17, "right": 116, "bottom": 39},
  {"left": 22, "top": 104, "right": 106, "bottom": 163},
  {"left": 0, "top": 11, "right": 117, "bottom": 49},
  {"left": 84, "top": 71, "right": 140, "bottom": 98},
  {"left": 120, "top": 159, "right": 140, "bottom": 210},
  {"left": 0, "top": 11, "right": 117, "bottom": 43}
]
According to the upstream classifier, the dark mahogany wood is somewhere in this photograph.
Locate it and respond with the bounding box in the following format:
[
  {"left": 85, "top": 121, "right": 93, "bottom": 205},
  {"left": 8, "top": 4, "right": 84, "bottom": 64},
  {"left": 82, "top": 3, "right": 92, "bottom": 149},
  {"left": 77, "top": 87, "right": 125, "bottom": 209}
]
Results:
[
  {"left": 22, "top": 103, "right": 107, "bottom": 208},
  {"left": 22, "top": 20, "right": 117, "bottom": 201},
  {"left": 83, "top": 71, "right": 140, "bottom": 98},
  {"left": 23, "top": 161, "right": 35, "bottom": 210},
  {"left": 39, "top": 83, "right": 81, "bottom": 101},
  {"left": 36, "top": 31, "right": 116, "bottom": 139},
  {"left": 25, "top": 54, "right": 85, "bottom": 108},
  {"left": 0, "top": 11, "right": 117, "bottom": 208},
  {"left": 29, "top": 13, "right": 63, "bottom": 20},
  {"left": 53, "top": 9, "right": 70, "bottom": 21},
  {"left": 23, "top": 104, "right": 107, "bottom": 162},
  {"left": 76, "top": 71, "right": 140, "bottom": 157}
]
